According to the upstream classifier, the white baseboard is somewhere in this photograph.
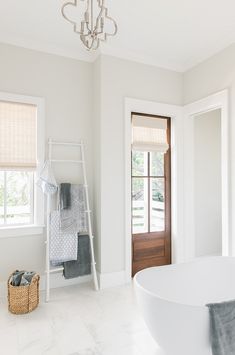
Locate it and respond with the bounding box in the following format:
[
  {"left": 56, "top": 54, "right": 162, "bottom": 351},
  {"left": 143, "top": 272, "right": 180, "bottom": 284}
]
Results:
[
  {"left": 0, "top": 270, "right": 131, "bottom": 299},
  {"left": 0, "top": 273, "right": 92, "bottom": 300},
  {"left": 40, "top": 273, "right": 92, "bottom": 291},
  {"left": 98, "top": 270, "right": 129, "bottom": 289}
]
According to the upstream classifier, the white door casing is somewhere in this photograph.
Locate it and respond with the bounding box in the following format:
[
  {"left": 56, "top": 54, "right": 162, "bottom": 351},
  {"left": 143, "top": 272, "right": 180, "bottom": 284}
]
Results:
[
  {"left": 183, "top": 90, "right": 229, "bottom": 259},
  {"left": 124, "top": 90, "right": 229, "bottom": 282}
]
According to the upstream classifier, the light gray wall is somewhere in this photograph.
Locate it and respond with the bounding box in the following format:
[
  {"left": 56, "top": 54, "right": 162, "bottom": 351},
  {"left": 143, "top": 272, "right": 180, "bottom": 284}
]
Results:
[
  {"left": 0, "top": 43, "right": 93, "bottom": 281},
  {"left": 97, "top": 55, "right": 183, "bottom": 274},
  {"left": 194, "top": 109, "right": 222, "bottom": 256},
  {"left": 0, "top": 44, "right": 183, "bottom": 281},
  {"left": 1, "top": 41, "right": 233, "bottom": 282},
  {"left": 183, "top": 43, "right": 235, "bottom": 254}
]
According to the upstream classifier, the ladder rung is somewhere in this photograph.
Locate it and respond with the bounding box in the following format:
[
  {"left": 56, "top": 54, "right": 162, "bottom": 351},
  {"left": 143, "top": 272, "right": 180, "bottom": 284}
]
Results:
[
  {"left": 50, "top": 141, "right": 82, "bottom": 147},
  {"left": 51, "top": 159, "right": 83, "bottom": 164},
  {"left": 47, "top": 267, "right": 64, "bottom": 273}
]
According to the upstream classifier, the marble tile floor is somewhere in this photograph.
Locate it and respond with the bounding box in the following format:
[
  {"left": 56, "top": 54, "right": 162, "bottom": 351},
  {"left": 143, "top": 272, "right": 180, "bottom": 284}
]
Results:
[{"left": 0, "top": 283, "right": 163, "bottom": 355}]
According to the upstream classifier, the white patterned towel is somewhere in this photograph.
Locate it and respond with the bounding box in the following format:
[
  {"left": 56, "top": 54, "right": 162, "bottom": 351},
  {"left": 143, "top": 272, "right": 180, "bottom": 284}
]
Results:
[
  {"left": 49, "top": 184, "right": 88, "bottom": 263},
  {"left": 50, "top": 211, "right": 77, "bottom": 263},
  {"left": 61, "top": 185, "right": 88, "bottom": 233}
]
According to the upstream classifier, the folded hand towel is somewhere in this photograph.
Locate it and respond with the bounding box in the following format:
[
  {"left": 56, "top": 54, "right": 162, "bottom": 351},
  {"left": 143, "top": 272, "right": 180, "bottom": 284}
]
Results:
[{"left": 60, "top": 183, "right": 71, "bottom": 210}]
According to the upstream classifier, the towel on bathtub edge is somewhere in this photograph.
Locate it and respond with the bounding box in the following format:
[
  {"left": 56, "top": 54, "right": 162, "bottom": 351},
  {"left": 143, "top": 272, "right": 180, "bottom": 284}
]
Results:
[{"left": 206, "top": 299, "right": 235, "bottom": 355}]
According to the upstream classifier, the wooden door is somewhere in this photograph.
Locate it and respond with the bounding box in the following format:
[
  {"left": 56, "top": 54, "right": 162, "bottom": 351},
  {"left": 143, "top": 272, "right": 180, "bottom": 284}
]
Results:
[{"left": 132, "top": 115, "right": 171, "bottom": 276}]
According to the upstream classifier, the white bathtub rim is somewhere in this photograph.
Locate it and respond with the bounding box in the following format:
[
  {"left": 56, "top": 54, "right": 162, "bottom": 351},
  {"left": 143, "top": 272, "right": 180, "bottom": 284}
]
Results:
[{"left": 134, "top": 256, "right": 235, "bottom": 310}]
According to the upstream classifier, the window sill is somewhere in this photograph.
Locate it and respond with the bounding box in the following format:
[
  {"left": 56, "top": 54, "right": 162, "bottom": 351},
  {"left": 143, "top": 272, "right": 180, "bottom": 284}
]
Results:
[{"left": 0, "top": 225, "right": 44, "bottom": 239}]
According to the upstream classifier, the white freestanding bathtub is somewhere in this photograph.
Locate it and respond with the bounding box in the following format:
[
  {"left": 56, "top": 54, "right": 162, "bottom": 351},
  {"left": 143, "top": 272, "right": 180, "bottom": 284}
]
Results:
[{"left": 134, "top": 257, "right": 235, "bottom": 355}]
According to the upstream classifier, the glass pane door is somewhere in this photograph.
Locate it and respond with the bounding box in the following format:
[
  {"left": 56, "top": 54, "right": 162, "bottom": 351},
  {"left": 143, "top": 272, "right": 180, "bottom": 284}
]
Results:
[
  {"left": 150, "top": 178, "right": 165, "bottom": 232},
  {"left": 132, "top": 151, "right": 166, "bottom": 234},
  {"left": 131, "top": 114, "right": 171, "bottom": 277}
]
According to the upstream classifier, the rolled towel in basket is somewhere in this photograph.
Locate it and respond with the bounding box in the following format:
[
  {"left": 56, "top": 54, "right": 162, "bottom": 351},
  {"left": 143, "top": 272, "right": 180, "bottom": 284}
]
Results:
[{"left": 11, "top": 271, "right": 36, "bottom": 286}]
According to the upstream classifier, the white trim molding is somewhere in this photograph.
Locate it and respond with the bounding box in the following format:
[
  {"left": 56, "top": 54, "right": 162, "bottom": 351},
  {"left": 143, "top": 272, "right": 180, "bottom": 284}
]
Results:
[
  {"left": 0, "top": 273, "right": 92, "bottom": 300},
  {"left": 0, "top": 225, "right": 44, "bottom": 239},
  {"left": 124, "top": 98, "right": 184, "bottom": 283},
  {"left": 40, "top": 273, "right": 92, "bottom": 292},
  {"left": 0, "top": 37, "right": 183, "bottom": 72},
  {"left": 183, "top": 90, "right": 229, "bottom": 259},
  {"left": 124, "top": 90, "right": 230, "bottom": 283},
  {"left": 98, "top": 270, "right": 127, "bottom": 289}
]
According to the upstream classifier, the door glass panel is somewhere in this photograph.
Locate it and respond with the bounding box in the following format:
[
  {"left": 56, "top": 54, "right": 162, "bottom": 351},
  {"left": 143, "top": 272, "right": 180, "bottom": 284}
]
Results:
[
  {"left": 0, "top": 172, "right": 4, "bottom": 224},
  {"left": 132, "top": 177, "right": 148, "bottom": 233},
  {"left": 132, "top": 151, "right": 148, "bottom": 176},
  {"left": 6, "top": 171, "right": 31, "bottom": 224},
  {"left": 150, "top": 152, "right": 164, "bottom": 177},
  {"left": 150, "top": 178, "right": 165, "bottom": 232}
]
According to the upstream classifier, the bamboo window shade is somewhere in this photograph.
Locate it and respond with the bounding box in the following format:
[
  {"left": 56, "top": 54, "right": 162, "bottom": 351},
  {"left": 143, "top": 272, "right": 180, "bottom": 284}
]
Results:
[
  {"left": 0, "top": 101, "right": 37, "bottom": 170},
  {"left": 132, "top": 114, "right": 169, "bottom": 153}
]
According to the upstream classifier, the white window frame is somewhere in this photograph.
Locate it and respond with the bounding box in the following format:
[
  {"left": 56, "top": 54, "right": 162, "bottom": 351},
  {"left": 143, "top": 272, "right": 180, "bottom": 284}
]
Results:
[{"left": 0, "top": 92, "right": 45, "bottom": 238}]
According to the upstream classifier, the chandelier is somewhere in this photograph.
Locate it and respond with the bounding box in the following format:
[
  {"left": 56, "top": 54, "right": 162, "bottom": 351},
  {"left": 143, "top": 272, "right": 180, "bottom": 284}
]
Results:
[{"left": 61, "top": 0, "right": 118, "bottom": 51}]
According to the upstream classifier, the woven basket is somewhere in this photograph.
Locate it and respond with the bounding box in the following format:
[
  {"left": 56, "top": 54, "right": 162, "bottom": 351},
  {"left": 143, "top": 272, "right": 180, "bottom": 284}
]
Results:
[{"left": 8, "top": 272, "right": 40, "bottom": 315}]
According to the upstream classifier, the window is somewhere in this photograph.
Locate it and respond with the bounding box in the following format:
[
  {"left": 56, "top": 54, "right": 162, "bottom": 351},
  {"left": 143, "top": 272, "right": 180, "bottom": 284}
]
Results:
[
  {"left": 132, "top": 151, "right": 165, "bottom": 234},
  {"left": 0, "top": 171, "right": 34, "bottom": 226},
  {"left": 0, "top": 92, "right": 44, "bottom": 234}
]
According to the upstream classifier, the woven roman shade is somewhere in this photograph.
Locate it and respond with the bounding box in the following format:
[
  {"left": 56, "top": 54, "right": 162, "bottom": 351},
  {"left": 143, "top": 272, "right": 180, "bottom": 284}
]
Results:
[
  {"left": 132, "top": 114, "right": 169, "bottom": 153},
  {"left": 0, "top": 101, "right": 37, "bottom": 170}
]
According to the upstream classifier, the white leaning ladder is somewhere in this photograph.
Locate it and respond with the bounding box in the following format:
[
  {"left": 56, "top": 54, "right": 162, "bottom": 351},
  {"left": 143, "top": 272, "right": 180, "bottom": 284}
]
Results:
[{"left": 45, "top": 138, "right": 99, "bottom": 302}]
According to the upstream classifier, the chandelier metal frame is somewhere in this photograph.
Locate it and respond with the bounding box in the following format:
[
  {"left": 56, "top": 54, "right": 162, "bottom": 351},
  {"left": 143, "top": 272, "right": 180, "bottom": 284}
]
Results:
[{"left": 61, "top": 0, "right": 118, "bottom": 51}]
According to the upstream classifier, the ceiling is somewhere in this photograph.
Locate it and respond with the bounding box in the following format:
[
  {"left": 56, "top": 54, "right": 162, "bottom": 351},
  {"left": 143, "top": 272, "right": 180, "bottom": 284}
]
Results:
[{"left": 0, "top": 0, "right": 235, "bottom": 72}]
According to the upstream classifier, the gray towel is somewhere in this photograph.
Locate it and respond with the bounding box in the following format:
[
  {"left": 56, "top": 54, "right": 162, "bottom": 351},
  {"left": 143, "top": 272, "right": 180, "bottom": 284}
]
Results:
[
  {"left": 11, "top": 271, "right": 36, "bottom": 286},
  {"left": 207, "top": 300, "right": 235, "bottom": 355},
  {"left": 60, "top": 183, "right": 71, "bottom": 210},
  {"left": 63, "top": 235, "right": 91, "bottom": 279}
]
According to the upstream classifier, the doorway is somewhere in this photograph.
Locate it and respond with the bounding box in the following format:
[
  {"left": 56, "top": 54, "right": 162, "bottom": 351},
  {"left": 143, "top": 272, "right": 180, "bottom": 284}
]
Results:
[
  {"left": 183, "top": 90, "right": 229, "bottom": 259},
  {"left": 194, "top": 109, "right": 222, "bottom": 256},
  {"left": 125, "top": 91, "right": 228, "bottom": 283},
  {"left": 131, "top": 113, "right": 171, "bottom": 276}
]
